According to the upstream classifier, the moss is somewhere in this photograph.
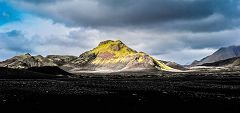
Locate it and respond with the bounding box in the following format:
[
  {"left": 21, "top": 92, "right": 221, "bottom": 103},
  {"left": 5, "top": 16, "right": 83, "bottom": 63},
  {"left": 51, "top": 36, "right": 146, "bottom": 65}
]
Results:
[
  {"left": 90, "top": 40, "right": 137, "bottom": 58},
  {"left": 89, "top": 40, "right": 137, "bottom": 65},
  {"left": 151, "top": 57, "right": 172, "bottom": 70},
  {"left": 80, "top": 40, "right": 173, "bottom": 71}
]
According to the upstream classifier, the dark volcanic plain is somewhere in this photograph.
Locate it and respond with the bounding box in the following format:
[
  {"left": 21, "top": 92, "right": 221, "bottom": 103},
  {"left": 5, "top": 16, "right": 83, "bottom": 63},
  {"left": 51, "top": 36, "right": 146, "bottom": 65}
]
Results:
[{"left": 1, "top": 71, "right": 240, "bottom": 113}]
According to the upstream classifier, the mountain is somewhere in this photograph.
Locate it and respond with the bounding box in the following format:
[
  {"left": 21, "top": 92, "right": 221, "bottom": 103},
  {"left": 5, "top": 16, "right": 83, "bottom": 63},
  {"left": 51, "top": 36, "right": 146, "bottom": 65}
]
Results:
[
  {"left": 0, "top": 53, "right": 57, "bottom": 69},
  {"left": 0, "top": 54, "right": 77, "bottom": 69},
  {"left": 191, "top": 45, "right": 240, "bottom": 66},
  {"left": 65, "top": 40, "right": 172, "bottom": 72},
  {"left": 201, "top": 57, "right": 240, "bottom": 67}
]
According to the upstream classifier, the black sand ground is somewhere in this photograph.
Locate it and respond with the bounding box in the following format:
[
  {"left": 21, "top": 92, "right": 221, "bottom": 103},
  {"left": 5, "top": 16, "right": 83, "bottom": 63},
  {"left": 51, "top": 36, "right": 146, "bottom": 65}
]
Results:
[{"left": 0, "top": 74, "right": 240, "bottom": 113}]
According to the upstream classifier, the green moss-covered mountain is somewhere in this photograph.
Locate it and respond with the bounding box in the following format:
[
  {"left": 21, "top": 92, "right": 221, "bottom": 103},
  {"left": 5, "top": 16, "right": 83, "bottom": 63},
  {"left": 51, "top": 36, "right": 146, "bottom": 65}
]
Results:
[{"left": 64, "top": 40, "right": 172, "bottom": 72}]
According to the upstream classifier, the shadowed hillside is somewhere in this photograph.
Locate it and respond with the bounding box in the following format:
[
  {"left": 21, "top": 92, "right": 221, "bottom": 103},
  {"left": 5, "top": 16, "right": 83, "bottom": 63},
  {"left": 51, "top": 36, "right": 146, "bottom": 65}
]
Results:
[{"left": 0, "top": 67, "right": 69, "bottom": 79}]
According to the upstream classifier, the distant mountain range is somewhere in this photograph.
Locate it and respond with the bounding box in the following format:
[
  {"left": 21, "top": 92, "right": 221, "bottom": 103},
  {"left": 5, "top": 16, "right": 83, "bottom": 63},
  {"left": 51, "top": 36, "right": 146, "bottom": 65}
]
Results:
[
  {"left": 3, "top": 39, "right": 240, "bottom": 74},
  {"left": 201, "top": 57, "right": 240, "bottom": 67},
  {"left": 0, "top": 40, "right": 175, "bottom": 73},
  {"left": 192, "top": 45, "right": 240, "bottom": 66}
]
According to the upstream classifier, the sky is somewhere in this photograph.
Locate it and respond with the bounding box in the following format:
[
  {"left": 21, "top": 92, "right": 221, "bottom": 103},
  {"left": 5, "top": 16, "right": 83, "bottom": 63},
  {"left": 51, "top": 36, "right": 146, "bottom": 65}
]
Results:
[{"left": 0, "top": 0, "right": 240, "bottom": 64}]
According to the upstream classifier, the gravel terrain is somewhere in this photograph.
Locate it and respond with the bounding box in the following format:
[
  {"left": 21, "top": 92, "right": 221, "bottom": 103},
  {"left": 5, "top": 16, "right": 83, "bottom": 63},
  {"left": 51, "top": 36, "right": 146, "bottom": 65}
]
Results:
[{"left": 1, "top": 74, "right": 240, "bottom": 113}]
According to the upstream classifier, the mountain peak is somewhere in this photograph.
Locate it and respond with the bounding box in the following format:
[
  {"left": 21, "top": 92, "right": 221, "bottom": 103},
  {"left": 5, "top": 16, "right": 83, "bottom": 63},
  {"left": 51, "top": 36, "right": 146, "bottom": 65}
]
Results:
[
  {"left": 98, "top": 40, "right": 123, "bottom": 46},
  {"left": 16, "top": 53, "right": 33, "bottom": 59},
  {"left": 74, "top": 40, "right": 172, "bottom": 71},
  {"left": 90, "top": 40, "right": 137, "bottom": 59},
  {"left": 25, "top": 53, "right": 31, "bottom": 56}
]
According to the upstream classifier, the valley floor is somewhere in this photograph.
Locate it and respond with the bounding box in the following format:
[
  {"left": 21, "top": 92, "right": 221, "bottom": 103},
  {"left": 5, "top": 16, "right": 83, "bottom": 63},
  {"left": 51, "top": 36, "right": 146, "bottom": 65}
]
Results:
[{"left": 1, "top": 73, "right": 240, "bottom": 113}]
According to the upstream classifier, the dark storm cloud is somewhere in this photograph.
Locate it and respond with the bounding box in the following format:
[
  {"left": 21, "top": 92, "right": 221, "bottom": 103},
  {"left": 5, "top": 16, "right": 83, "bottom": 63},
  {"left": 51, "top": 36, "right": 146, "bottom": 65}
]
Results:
[
  {"left": 102, "top": 0, "right": 213, "bottom": 24},
  {"left": 9, "top": 0, "right": 240, "bottom": 32}
]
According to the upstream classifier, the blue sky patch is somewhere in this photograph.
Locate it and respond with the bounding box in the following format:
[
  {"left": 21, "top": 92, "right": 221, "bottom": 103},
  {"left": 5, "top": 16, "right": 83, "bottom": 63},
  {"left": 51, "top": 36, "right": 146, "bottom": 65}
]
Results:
[{"left": 0, "top": 1, "right": 21, "bottom": 25}]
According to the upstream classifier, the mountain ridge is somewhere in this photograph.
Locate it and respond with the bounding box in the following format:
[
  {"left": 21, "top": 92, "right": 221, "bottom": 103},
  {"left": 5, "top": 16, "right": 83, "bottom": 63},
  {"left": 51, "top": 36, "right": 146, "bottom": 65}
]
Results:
[
  {"left": 0, "top": 40, "right": 173, "bottom": 72},
  {"left": 191, "top": 45, "right": 240, "bottom": 66},
  {"left": 201, "top": 57, "right": 240, "bottom": 67}
]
